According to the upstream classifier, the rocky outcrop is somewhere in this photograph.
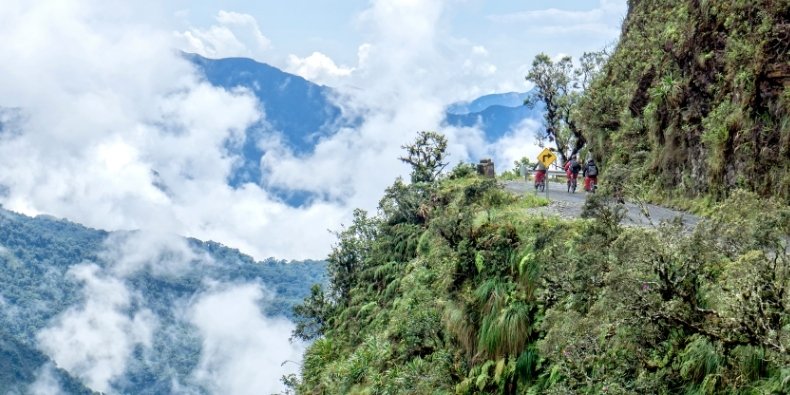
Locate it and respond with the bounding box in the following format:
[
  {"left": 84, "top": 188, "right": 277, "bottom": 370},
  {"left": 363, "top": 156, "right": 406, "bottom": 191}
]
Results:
[{"left": 579, "top": 0, "right": 790, "bottom": 201}]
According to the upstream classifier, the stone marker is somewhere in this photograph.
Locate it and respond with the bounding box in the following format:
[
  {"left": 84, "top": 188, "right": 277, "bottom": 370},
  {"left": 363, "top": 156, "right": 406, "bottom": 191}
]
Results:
[{"left": 477, "top": 159, "right": 495, "bottom": 178}]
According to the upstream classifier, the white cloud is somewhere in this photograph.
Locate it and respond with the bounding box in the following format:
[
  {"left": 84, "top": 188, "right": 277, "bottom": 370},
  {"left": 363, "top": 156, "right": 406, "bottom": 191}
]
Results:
[
  {"left": 443, "top": 125, "right": 488, "bottom": 164},
  {"left": 357, "top": 43, "right": 373, "bottom": 69},
  {"left": 189, "top": 284, "right": 304, "bottom": 395},
  {"left": 488, "top": 0, "right": 626, "bottom": 24},
  {"left": 33, "top": 227, "right": 310, "bottom": 394},
  {"left": 100, "top": 230, "right": 207, "bottom": 277},
  {"left": 472, "top": 45, "right": 489, "bottom": 56},
  {"left": 528, "top": 23, "right": 620, "bottom": 37},
  {"left": 258, "top": 0, "right": 513, "bottom": 211},
  {"left": 36, "top": 264, "right": 158, "bottom": 393},
  {"left": 175, "top": 10, "right": 271, "bottom": 60},
  {"left": 489, "top": 8, "right": 605, "bottom": 24},
  {"left": 286, "top": 52, "right": 355, "bottom": 85},
  {"left": 0, "top": 0, "right": 546, "bottom": 264},
  {"left": 462, "top": 58, "right": 497, "bottom": 77},
  {"left": 488, "top": 118, "right": 544, "bottom": 171},
  {"left": 488, "top": 0, "right": 625, "bottom": 38},
  {"left": 0, "top": 0, "right": 346, "bottom": 260}
]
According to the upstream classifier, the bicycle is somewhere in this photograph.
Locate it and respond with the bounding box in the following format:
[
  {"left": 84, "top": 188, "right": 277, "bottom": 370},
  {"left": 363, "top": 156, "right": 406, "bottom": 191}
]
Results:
[
  {"left": 584, "top": 176, "right": 598, "bottom": 193},
  {"left": 567, "top": 174, "right": 578, "bottom": 193},
  {"left": 534, "top": 171, "right": 546, "bottom": 192}
]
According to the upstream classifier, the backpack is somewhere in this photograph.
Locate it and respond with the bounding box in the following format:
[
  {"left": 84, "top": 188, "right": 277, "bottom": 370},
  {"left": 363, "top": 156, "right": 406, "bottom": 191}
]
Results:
[
  {"left": 570, "top": 160, "right": 581, "bottom": 174},
  {"left": 587, "top": 163, "right": 598, "bottom": 177}
]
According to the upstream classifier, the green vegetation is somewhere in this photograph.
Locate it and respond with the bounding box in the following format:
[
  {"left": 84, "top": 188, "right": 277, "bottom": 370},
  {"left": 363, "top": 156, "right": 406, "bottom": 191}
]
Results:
[
  {"left": 0, "top": 208, "right": 326, "bottom": 393},
  {"left": 291, "top": 1, "right": 790, "bottom": 392},
  {"left": 576, "top": 0, "right": 790, "bottom": 204},
  {"left": 399, "top": 131, "right": 450, "bottom": 184},
  {"left": 292, "top": 131, "right": 789, "bottom": 393},
  {"left": 499, "top": 157, "right": 535, "bottom": 181},
  {"left": 0, "top": 330, "right": 96, "bottom": 394}
]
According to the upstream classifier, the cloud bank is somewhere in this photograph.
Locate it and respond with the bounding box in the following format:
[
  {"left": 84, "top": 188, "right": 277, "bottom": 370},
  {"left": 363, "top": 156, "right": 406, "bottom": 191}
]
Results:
[
  {"left": 488, "top": 0, "right": 627, "bottom": 37},
  {"left": 0, "top": 0, "right": 540, "bottom": 263},
  {"left": 28, "top": 364, "right": 66, "bottom": 395},
  {"left": 0, "top": 0, "right": 545, "bottom": 261},
  {"left": 286, "top": 51, "right": 355, "bottom": 86},
  {"left": 0, "top": 0, "right": 347, "bottom": 260},
  {"left": 257, "top": 0, "right": 531, "bottom": 214},
  {"left": 176, "top": 10, "right": 271, "bottom": 60},
  {"left": 190, "top": 284, "right": 304, "bottom": 395},
  {"left": 31, "top": 230, "right": 306, "bottom": 394},
  {"left": 36, "top": 264, "right": 157, "bottom": 393}
]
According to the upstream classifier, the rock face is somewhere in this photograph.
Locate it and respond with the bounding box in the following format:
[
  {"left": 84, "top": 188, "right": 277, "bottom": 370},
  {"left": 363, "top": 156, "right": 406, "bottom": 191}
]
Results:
[
  {"left": 477, "top": 159, "right": 496, "bottom": 178},
  {"left": 579, "top": 0, "right": 790, "bottom": 201}
]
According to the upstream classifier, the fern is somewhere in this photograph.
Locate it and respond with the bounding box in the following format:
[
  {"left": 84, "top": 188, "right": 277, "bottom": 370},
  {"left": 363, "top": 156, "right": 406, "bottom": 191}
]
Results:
[
  {"left": 678, "top": 336, "right": 721, "bottom": 384},
  {"left": 478, "top": 300, "right": 533, "bottom": 358}
]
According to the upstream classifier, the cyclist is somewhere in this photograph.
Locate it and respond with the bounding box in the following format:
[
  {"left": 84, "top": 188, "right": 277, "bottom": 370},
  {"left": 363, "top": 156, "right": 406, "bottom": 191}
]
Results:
[
  {"left": 583, "top": 158, "right": 598, "bottom": 192},
  {"left": 564, "top": 155, "right": 582, "bottom": 193},
  {"left": 533, "top": 161, "right": 547, "bottom": 191}
]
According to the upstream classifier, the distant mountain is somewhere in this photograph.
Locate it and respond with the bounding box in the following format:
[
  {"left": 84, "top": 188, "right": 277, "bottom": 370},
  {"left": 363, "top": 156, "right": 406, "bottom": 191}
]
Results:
[
  {"left": 0, "top": 207, "right": 325, "bottom": 393},
  {"left": 446, "top": 91, "right": 531, "bottom": 115},
  {"left": 187, "top": 54, "right": 544, "bottom": 202},
  {"left": 187, "top": 53, "right": 346, "bottom": 190},
  {"left": 444, "top": 91, "right": 544, "bottom": 142},
  {"left": 445, "top": 103, "right": 542, "bottom": 142}
]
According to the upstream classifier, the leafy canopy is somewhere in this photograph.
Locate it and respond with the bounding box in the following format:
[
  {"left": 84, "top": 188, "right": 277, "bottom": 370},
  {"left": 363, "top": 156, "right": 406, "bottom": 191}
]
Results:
[{"left": 399, "top": 130, "right": 449, "bottom": 184}]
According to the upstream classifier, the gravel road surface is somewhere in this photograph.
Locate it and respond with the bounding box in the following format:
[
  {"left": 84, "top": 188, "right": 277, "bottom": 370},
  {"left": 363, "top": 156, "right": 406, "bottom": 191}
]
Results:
[{"left": 504, "top": 180, "right": 700, "bottom": 229}]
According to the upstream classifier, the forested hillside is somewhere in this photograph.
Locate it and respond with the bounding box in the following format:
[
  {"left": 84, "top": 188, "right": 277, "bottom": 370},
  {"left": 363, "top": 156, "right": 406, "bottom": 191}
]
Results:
[
  {"left": 0, "top": 331, "right": 95, "bottom": 394},
  {"left": 291, "top": 150, "right": 789, "bottom": 393},
  {"left": 578, "top": 0, "right": 789, "bottom": 203},
  {"left": 0, "top": 208, "right": 325, "bottom": 393}
]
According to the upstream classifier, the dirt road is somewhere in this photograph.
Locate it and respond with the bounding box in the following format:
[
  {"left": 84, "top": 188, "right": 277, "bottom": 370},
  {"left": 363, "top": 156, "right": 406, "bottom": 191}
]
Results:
[{"left": 504, "top": 180, "right": 700, "bottom": 229}]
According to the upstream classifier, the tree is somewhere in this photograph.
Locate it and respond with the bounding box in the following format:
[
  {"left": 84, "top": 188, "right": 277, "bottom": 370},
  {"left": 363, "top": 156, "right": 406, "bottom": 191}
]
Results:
[
  {"left": 512, "top": 156, "right": 532, "bottom": 173},
  {"left": 399, "top": 131, "right": 449, "bottom": 184},
  {"left": 575, "top": 50, "right": 608, "bottom": 90},
  {"left": 326, "top": 208, "right": 378, "bottom": 304},
  {"left": 292, "top": 284, "right": 331, "bottom": 341},
  {"left": 525, "top": 51, "right": 607, "bottom": 163}
]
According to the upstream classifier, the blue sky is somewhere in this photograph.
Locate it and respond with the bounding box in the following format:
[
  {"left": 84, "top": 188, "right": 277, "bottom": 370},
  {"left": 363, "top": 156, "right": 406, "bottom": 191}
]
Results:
[{"left": 171, "top": 0, "right": 627, "bottom": 98}]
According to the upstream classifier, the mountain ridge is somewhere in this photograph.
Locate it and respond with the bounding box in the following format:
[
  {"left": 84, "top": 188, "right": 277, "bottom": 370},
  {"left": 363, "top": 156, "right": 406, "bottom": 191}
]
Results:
[
  {"left": 0, "top": 205, "right": 325, "bottom": 393},
  {"left": 186, "top": 53, "right": 543, "bottom": 201},
  {"left": 446, "top": 91, "right": 532, "bottom": 115}
]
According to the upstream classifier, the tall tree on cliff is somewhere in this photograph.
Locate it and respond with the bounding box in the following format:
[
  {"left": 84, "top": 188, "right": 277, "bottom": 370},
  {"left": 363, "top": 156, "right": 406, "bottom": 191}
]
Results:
[{"left": 525, "top": 52, "right": 606, "bottom": 163}]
